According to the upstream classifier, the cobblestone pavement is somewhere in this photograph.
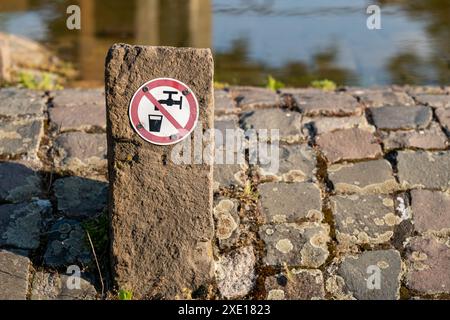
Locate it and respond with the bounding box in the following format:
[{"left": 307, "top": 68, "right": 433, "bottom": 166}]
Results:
[{"left": 0, "top": 85, "right": 449, "bottom": 300}]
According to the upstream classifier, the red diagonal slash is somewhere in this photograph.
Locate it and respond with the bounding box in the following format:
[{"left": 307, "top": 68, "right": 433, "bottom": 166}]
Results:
[{"left": 143, "top": 90, "right": 183, "bottom": 130}]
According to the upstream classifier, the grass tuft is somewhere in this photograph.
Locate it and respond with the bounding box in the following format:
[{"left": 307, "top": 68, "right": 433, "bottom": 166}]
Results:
[
  {"left": 310, "top": 79, "right": 337, "bottom": 91},
  {"left": 266, "top": 75, "right": 285, "bottom": 91},
  {"left": 18, "top": 71, "right": 63, "bottom": 90},
  {"left": 118, "top": 289, "right": 133, "bottom": 300}
]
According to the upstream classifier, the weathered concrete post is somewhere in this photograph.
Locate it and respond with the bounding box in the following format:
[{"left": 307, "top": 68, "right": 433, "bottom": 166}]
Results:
[{"left": 105, "top": 44, "right": 214, "bottom": 299}]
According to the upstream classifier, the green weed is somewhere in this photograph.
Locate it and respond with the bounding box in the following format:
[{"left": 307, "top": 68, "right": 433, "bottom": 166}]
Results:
[
  {"left": 242, "top": 181, "right": 259, "bottom": 202},
  {"left": 310, "top": 79, "right": 337, "bottom": 91},
  {"left": 18, "top": 71, "right": 63, "bottom": 90},
  {"left": 82, "top": 213, "right": 109, "bottom": 254},
  {"left": 214, "top": 81, "right": 230, "bottom": 90},
  {"left": 266, "top": 75, "right": 285, "bottom": 91},
  {"left": 118, "top": 289, "right": 133, "bottom": 300}
]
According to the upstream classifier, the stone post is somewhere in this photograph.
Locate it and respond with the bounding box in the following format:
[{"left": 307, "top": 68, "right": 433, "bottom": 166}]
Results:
[{"left": 105, "top": 44, "right": 214, "bottom": 299}]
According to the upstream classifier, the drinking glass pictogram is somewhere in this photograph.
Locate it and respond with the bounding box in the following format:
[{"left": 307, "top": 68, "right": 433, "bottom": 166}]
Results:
[{"left": 149, "top": 114, "right": 163, "bottom": 132}]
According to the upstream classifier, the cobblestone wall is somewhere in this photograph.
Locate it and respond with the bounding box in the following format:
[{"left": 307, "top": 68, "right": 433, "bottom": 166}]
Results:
[{"left": 0, "top": 85, "right": 449, "bottom": 300}]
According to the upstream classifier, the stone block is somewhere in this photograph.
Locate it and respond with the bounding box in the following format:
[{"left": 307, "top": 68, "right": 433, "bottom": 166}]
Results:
[
  {"left": 214, "top": 89, "right": 238, "bottom": 115},
  {"left": 0, "top": 250, "right": 30, "bottom": 300},
  {"left": 292, "top": 91, "right": 362, "bottom": 116},
  {"left": 258, "top": 182, "right": 322, "bottom": 223},
  {"left": 30, "top": 271, "right": 97, "bottom": 300},
  {"left": 316, "top": 128, "right": 382, "bottom": 164},
  {"left": 370, "top": 105, "right": 432, "bottom": 130},
  {"left": 43, "top": 219, "right": 92, "bottom": 267},
  {"left": 213, "top": 198, "right": 241, "bottom": 249},
  {"left": 240, "top": 109, "right": 303, "bottom": 143},
  {"left": 0, "top": 118, "right": 43, "bottom": 159},
  {"left": 53, "top": 132, "right": 107, "bottom": 174},
  {"left": 0, "top": 200, "right": 50, "bottom": 249},
  {"left": 336, "top": 250, "right": 402, "bottom": 300},
  {"left": 0, "top": 88, "right": 46, "bottom": 118},
  {"left": 356, "top": 90, "right": 414, "bottom": 108},
  {"left": 330, "top": 194, "right": 400, "bottom": 245},
  {"left": 328, "top": 159, "right": 398, "bottom": 194},
  {"left": 215, "top": 246, "right": 256, "bottom": 299},
  {"left": 410, "top": 189, "right": 450, "bottom": 233},
  {"left": 380, "top": 122, "right": 448, "bottom": 151},
  {"left": 252, "top": 144, "right": 317, "bottom": 182},
  {"left": 436, "top": 108, "right": 450, "bottom": 135},
  {"left": 302, "top": 115, "right": 374, "bottom": 136},
  {"left": 265, "top": 269, "right": 325, "bottom": 300},
  {"left": 415, "top": 94, "right": 450, "bottom": 109},
  {"left": 397, "top": 151, "right": 450, "bottom": 191},
  {"left": 54, "top": 176, "right": 107, "bottom": 220},
  {"left": 0, "top": 161, "right": 41, "bottom": 203},
  {"left": 230, "top": 86, "right": 280, "bottom": 110},
  {"left": 405, "top": 236, "right": 450, "bottom": 294},
  {"left": 259, "top": 223, "right": 329, "bottom": 268},
  {"left": 49, "top": 88, "right": 106, "bottom": 132}
]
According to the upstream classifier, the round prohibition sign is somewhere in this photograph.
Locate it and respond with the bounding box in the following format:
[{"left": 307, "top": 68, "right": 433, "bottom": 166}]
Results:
[{"left": 129, "top": 78, "right": 199, "bottom": 145}]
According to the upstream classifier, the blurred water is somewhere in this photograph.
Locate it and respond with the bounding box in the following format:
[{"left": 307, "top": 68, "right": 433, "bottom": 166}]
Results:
[{"left": 0, "top": 0, "right": 448, "bottom": 87}]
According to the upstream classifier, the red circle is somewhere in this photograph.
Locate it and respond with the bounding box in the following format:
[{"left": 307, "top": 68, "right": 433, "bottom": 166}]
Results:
[{"left": 129, "top": 78, "right": 199, "bottom": 145}]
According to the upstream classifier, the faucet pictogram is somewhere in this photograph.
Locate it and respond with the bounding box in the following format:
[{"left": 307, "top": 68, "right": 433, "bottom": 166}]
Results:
[{"left": 155, "top": 91, "right": 183, "bottom": 110}]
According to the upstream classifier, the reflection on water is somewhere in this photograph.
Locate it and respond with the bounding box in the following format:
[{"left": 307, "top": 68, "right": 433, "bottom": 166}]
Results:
[{"left": 0, "top": 0, "right": 448, "bottom": 87}]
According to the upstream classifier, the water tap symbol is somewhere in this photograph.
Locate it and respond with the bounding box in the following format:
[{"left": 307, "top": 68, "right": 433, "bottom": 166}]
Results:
[{"left": 155, "top": 91, "right": 183, "bottom": 110}]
